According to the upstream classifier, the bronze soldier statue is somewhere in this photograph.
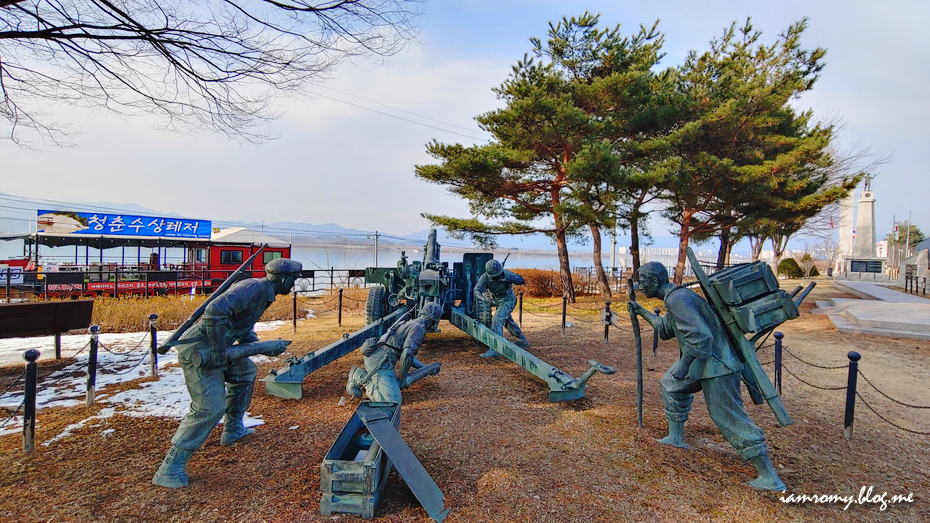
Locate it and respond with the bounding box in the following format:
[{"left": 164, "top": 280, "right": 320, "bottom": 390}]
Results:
[
  {"left": 346, "top": 302, "right": 443, "bottom": 404},
  {"left": 152, "top": 258, "right": 302, "bottom": 488},
  {"left": 474, "top": 259, "right": 529, "bottom": 357},
  {"left": 628, "top": 261, "right": 786, "bottom": 491}
]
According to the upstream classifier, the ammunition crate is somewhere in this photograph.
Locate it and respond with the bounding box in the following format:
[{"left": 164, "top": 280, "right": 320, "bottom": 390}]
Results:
[
  {"left": 708, "top": 261, "right": 780, "bottom": 306},
  {"left": 320, "top": 401, "right": 401, "bottom": 518},
  {"left": 728, "top": 290, "right": 799, "bottom": 333}
]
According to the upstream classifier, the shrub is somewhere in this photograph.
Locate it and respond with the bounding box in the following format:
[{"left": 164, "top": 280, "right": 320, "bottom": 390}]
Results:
[
  {"left": 515, "top": 268, "right": 563, "bottom": 297},
  {"left": 511, "top": 268, "right": 598, "bottom": 297},
  {"left": 777, "top": 258, "right": 803, "bottom": 278},
  {"left": 777, "top": 257, "right": 820, "bottom": 278}
]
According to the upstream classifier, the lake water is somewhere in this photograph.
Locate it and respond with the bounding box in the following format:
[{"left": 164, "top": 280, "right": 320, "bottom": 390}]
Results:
[
  {"left": 290, "top": 243, "right": 697, "bottom": 275},
  {"left": 5, "top": 240, "right": 705, "bottom": 275}
]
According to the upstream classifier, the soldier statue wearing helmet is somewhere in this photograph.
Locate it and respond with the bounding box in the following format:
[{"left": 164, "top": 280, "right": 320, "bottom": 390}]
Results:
[
  {"left": 153, "top": 257, "right": 303, "bottom": 489},
  {"left": 473, "top": 259, "right": 529, "bottom": 357},
  {"left": 345, "top": 301, "right": 443, "bottom": 404}
]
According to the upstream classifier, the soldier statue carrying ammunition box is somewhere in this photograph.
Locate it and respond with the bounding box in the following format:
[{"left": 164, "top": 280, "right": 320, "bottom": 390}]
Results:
[{"left": 628, "top": 261, "right": 786, "bottom": 491}]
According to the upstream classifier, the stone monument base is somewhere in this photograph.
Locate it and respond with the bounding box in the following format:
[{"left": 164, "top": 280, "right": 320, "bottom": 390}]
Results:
[{"left": 838, "top": 257, "right": 887, "bottom": 281}]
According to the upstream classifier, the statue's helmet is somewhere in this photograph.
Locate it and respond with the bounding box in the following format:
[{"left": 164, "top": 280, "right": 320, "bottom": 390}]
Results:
[
  {"left": 485, "top": 259, "right": 503, "bottom": 277},
  {"left": 265, "top": 258, "right": 303, "bottom": 277},
  {"left": 420, "top": 301, "right": 443, "bottom": 322}
]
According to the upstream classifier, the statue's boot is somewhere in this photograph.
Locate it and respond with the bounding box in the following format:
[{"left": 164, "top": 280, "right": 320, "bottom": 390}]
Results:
[
  {"left": 220, "top": 416, "right": 255, "bottom": 446},
  {"left": 480, "top": 349, "right": 500, "bottom": 358},
  {"left": 747, "top": 453, "right": 787, "bottom": 491},
  {"left": 656, "top": 420, "right": 688, "bottom": 449},
  {"left": 152, "top": 445, "right": 193, "bottom": 488}
]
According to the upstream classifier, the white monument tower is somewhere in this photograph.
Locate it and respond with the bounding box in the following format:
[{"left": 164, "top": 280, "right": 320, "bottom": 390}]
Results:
[
  {"left": 852, "top": 183, "right": 876, "bottom": 258},
  {"left": 836, "top": 191, "right": 855, "bottom": 273},
  {"left": 841, "top": 175, "right": 885, "bottom": 279}
]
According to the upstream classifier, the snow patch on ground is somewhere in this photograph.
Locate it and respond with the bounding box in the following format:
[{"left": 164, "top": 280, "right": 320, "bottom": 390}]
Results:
[{"left": 0, "top": 322, "right": 284, "bottom": 439}]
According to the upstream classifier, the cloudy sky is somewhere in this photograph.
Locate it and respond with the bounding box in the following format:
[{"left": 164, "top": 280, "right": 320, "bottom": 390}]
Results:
[{"left": 2, "top": 0, "right": 927, "bottom": 241}]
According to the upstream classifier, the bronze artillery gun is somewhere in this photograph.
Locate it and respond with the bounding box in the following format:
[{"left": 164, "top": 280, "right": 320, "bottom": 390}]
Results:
[{"left": 261, "top": 229, "right": 615, "bottom": 401}]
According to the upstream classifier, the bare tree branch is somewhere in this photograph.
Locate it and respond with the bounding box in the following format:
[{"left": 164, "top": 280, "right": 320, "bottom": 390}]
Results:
[{"left": 0, "top": 0, "right": 423, "bottom": 146}]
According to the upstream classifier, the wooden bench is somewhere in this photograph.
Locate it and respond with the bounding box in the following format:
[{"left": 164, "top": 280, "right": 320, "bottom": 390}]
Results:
[{"left": 0, "top": 300, "right": 95, "bottom": 359}]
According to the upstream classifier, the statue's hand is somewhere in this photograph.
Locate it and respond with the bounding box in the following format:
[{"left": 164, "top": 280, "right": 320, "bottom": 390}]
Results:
[
  {"left": 670, "top": 358, "right": 690, "bottom": 381},
  {"left": 627, "top": 301, "right": 645, "bottom": 316}
]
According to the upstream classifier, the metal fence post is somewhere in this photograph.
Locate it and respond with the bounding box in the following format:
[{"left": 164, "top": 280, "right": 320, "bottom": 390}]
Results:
[
  {"left": 5, "top": 268, "right": 10, "bottom": 304},
  {"left": 561, "top": 295, "right": 568, "bottom": 335},
  {"left": 87, "top": 325, "right": 100, "bottom": 406},
  {"left": 652, "top": 307, "right": 661, "bottom": 356},
  {"left": 23, "top": 349, "right": 40, "bottom": 453},
  {"left": 604, "top": 300, "right": 611, "bottom": 343},
  {"left": 149, "top": 313, "right": 159, "bottom": 377},
  {"left": 843, "top": 351, "right": 861, "bottom": 439},
  {"left": 330, "top": 267, "right": 334, "bottom": 290},
  {"left": 338, "top": 288, "right": 344, "bottom": 327},
  {"left": 774, "top": 331, "right": 783, "bottom": 396},
  {"left": 292, "top": 289, "right": 298, "bottom": 333},
  {"left": 518, "top": 290, "right": 524, "bottom": 327}
]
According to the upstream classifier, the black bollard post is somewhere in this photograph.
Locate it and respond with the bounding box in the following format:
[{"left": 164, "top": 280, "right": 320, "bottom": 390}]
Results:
[
  {"left": 604, "top": 300, "right": 611, "bottom": 343},
  {"left": 774, "top": 331, "right": 783, "bottom": 396},
  {"left": 55, "top": 333, "right": 62, "bottom": 360},
  {"left": 23, "top": 349, "right": 40, "bottom": 453},
  {"left": 561, "top": 295, "right": 568, "bottom": 335},
  {"left": 148, "top": 313, "right": 159, "bottom": 377},
  {"left": 87, "top": 325, "right": 100, "bottom": 406},
  {"left": 338, "top": 288, "right": 344, "bottom": 327},
  {"left": 292, "top": 289, "right": 298, "bottom": 333},
  {"left": 518, "top": 290, "right": 524, "bottom": 327},
  {"left": 652, "top": 307, "right": 661, "bottom": 356},
  {"left": 843, "top": 351, "right": 861, "bottom": 439}
]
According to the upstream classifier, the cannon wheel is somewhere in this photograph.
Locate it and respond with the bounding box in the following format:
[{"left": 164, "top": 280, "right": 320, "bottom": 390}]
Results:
[
  {"left": 475, "top": 298, "right": 493, "bottom": 327},
  {"left": 366, "top": 285, "right": 388, "bottom": 325}
]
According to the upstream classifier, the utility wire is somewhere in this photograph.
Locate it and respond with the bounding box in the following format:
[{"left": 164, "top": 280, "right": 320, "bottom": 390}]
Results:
[
  {"left": 305, "top": 89, "right": 490, "bottom": 142},
  {"left": 316, "top": 84, "right": 492, "bottom": 136}
]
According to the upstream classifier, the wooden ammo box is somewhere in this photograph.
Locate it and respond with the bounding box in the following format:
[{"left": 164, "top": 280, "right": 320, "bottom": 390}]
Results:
[
  {"left": 320, "top": 401, "right": 401, "bottom": 518},
  {"left": 729, "top": 289, "right": 799, "bottom": 333},
  {"left": 708, "top": 261, "right": 780, "bottom": 306},
  {"left": 707, "top": 262, "right": 798, "bottom": 334}
]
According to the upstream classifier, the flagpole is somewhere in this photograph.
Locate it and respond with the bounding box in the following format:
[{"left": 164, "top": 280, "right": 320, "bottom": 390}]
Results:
[{"left": 892, "top": 214, "right": 896, "bottom": 276}]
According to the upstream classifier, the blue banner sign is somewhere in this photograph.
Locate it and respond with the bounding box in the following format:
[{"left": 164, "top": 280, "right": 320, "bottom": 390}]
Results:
[
  {"left": 1, "top": 267, "right": 24, "bottom": 285},
  {"left": 37, "top": 210, "right": 212, "bottom": 239}
]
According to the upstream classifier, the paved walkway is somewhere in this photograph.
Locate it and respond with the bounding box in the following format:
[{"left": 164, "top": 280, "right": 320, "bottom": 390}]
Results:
[
  {"left": 813, "top": 281, "right": 930, "bottom": 340},
  {"left": 832, "top": 280, "right": 930, "bottom": 304}
]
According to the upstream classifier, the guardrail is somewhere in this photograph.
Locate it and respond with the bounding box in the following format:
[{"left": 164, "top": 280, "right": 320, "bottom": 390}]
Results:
[{"left": 2, "top": 267, "right": 374, "bottom": 300}]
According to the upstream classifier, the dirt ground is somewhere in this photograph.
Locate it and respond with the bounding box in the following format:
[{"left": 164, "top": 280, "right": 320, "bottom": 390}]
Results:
[{"left": 0, "top": 280, "right": 927, "bottom": 522}]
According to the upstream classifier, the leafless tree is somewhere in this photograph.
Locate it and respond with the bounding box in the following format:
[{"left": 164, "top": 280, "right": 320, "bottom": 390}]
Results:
[{"left": 0, "top": 0, "right": 422, "bottom": 146}]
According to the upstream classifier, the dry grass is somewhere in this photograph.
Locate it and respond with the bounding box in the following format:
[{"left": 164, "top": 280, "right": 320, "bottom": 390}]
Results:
[
  {"left": 0, "top": 280, "right": 927, "bottom": 522},
  {"left": 82, "top": 288, "right": 373, "bottom": 333}
]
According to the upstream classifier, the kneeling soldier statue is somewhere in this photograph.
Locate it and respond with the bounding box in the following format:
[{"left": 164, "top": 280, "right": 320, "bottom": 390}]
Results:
[
  {"left": 628, "top": 261, "right": 786, "bottom": 491},
  {"left": 152, "top": 258, "right": 302, "bottom": 488},
  {"left": 346, "top": 302, "right": 443, "bottom": 405},
  {"left": 474, "top": 259, "right": 529, "bottom": 357}
]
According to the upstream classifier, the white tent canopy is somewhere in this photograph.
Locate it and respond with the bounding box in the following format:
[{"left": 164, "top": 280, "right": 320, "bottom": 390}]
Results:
[{"left": 211, "top": 227, "right": 290, "bottom": 248}]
